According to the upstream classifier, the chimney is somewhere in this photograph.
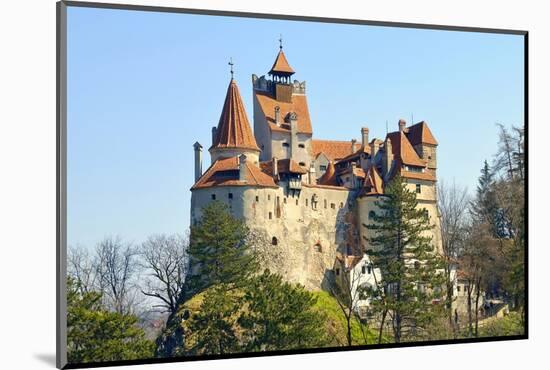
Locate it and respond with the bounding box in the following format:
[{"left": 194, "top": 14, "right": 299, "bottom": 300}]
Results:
[
  {"left": 239, "top": 154, "right": 248, "bottom": 182},
  {"left": 308, "top": 162, "right": 316, "bottom": 185},
  {"left": 272, "top": 157, "right": 279, "bottom": 179},
  {"left": 384, "top": 138, "right": 393, "bottom": 178},
  {"left": 370, "top": 140, "right": 379, "bottom": 160},
  {"left": 361, "top": 127, "right": 369, "bottom": 147},
  {"left": 274, "top": 106, "right": 281, "bottom": 126},
  {"left": 211, "top": 126, "right": 217, "bottom": 146},
  {"left": 289, "top": 112, "right": 298, "bottom": 159},
  {"left": 193, "top": 142, "right": 203, "bottom": 182},
  {"left": 351, "top": 139, "right": 357, "bottom": 153},
  {"left": 398, "top": 119, "right": 406, "bottom": 132}
]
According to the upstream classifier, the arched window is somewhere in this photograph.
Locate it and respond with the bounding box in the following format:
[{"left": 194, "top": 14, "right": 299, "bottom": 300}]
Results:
[
  {"left": 314, "top": 243, "right": 322, "bottom": 252},
  {"left": 368, "top": 210, "right": 376, "bottom": 219},
  {"left": 272, "top": 237, "right": 278, "bottom": 246}
]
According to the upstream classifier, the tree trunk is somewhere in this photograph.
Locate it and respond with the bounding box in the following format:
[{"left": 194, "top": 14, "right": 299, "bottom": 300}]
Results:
[
  {"left": 467, "top": 284, "right": 473, "bottom": 337},
  {"left": 474, "top": 276, "right": 481, "bottom": 337},
  {"left": 378, "top": 308, "right": 388, "bottom": 344}
]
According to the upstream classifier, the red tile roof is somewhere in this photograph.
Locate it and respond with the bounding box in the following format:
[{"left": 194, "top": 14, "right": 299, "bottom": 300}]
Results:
[
  {"left": 269, "top": 50, "right": 295, "bottom": 75},
  {"left": 311, "top": 140, "right": 361, "bottom": 161},
  {"left": 387, "top": 131, "right": 427, "bottom": 167},
  {"left": 317, "top": 161, "right": 339, "bottom": 186},
  {"left": 406, "top": 121, "right": 438, "bottom": 146},
  {"left": 260, "top": 158, "right": 308, "bottom": 175},
  {"left": 255, "top": 92, "right": 313, "bottom": 135},
  {"left": 191, "top": 157, "right": 277, "bottom": 190},
  {"left": 211, "top": 79, "right": 260, "bottom": 152},
  {"left": 399, "top": 166, "right": 436, "bottom": 181},
  {"left": 338, "top": 145, "right": 371, "bottom": 163}
]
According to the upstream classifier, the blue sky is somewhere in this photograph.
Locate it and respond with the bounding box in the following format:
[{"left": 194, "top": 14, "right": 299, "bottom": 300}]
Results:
[{"left": 67, "top": 6, "right": 524, "bottom": 248}]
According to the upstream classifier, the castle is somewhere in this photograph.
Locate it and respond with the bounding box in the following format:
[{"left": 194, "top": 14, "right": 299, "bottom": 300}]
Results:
[{"left": 190, "top": 44, "right": 442, "bottom": 293}]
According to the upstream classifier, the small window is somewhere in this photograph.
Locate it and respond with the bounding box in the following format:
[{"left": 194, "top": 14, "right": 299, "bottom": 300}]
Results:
[
  {"left": 228, "top": 193, "right": 233, "bottom": 199},
  {"left": 283, "top": 197, "right": 287, "bottom": 204},
  {"left": 211, "top": 194, "right": 216, "bottom": 200},
  {"left": 298, "top": 143, "right": 305, "bottom": 149},
  {"left": 306, "top": 199, "right": 308, "bottom": 206},
  {"left": 368, "top": 210, "right": 376, "bottom": 220},
  {"left": 416, "top": 184, "right": 421, "bottom": 193},
  {"left": 324, "top": 199, "right": 327, "bottom": 209},
  {"left": 315, "top": 243, "right": 322, "bottom": 252},
  {"left": 330, "top": 203, "right": 335, "bottom": 209},
  {"left": 255, "top": 195, "right": 259, "bottom": 202},
  {"left": 367, "top": 266, "right": 372, "bottom": 274},
  {"left": 422, "top": 209, "right": 429, "bottom": 219},
  {"left": 272, "top": 237, "right": 278, "bottom": 245},
  {"left": 457, "top": 286, "right": 461, "bottom": 292},
  {"left": 282, "top": 142, "right": 290, "bottom": 147},
  {"left": 320, "top": 165, "right": 327, "bottom": 171},
  {"left": 361, "top": 266, "right": 366, "bottom": 274},
  {"left": 299, "top": 162, "right": 306, "bottom": 166},
  {"left": 296, "top": 199, "right": 299, "bottom": 205},
  {"left": 268, "top": 194, "right": 271, "bottom": 201},
  {"left": 335, "top": 268, "right": 340, "bottom": 276},
  {"left": 268, "top": 212, "right": 272, "bottom": 220},
  {"left": 339, "top": 202, "right": 343, "bottom": 208}
]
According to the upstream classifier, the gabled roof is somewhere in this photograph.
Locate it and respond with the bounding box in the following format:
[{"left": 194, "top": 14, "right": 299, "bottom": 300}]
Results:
[
  {"left": 255, "top": 92, "right": 312, "bottom": 134},
  {"left": 260, "top": 158, "right": 308, "bottom": 176},
  {"left": 317, "top": 161, "right": 339, "bottom": 186},
  {"left": 269, "top": 50, "right": 295, "bottom": 75},
  {"left": 211, "top": 79, "right": 260, "bottom": 152},
  {"left": 386, "top": 131, "right": 427, "bottom": 167},
  {"left": 311, "top": 140, "right": 361, "bottom": 161},
  {"left": 363, "top": 166, "right": 384, "bottom": 195},
  {"left": 406, "top": 121, "right": 438, "bottom": 146},
  {"left": 191, "top": 157, "right": 277, "bottom": 190}
]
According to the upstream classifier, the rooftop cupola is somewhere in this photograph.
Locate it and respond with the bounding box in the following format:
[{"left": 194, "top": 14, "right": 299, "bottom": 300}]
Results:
[
  {"left": 209, "top": 59, "right": 260, "bottom": 164},
  {"left": 268, "top": 36, "right": 295, "bottom": 84}
]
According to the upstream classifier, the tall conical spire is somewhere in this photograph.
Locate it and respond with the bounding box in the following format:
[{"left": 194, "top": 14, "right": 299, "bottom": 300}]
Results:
[
  {"left": 210, "top": 78, "right": 260, "bottom": 153},
  {"left": 269, "top": 37, "right": 295, "bottom": 77}
]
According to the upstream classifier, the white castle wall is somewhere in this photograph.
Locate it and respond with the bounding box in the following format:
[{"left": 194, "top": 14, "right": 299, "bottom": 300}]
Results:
[{"left": 191, "top": 183, "right": 354, "bottom": 290}]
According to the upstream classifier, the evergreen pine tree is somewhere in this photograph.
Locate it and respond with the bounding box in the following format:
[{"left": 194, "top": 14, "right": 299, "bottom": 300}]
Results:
[
  {"left": 187, "top": 201, "right": 257, "bottom": 293},
  {"left": 366, "top": 176, "right": 445, "bottom": 343},
  {"left": 187, "top": 284, "right": 240, "bottom": 355},
  {"left": 66, "top": 278, "right": 154, "bottom": 363},
  {"left": 238, "top": 269, "right": 327, "bottom": 351}
]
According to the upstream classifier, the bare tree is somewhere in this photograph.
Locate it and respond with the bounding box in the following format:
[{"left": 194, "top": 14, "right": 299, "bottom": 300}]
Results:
[
  {"left": 437, "top": 180, "right": 469, "bottom": 334},
  {"left": 331, "top": 256, "right": 376, "bottom": 346},
  {"left": 67, "top": 245, "right": 97, "bottom": 294},
  {"left": 94, "top": 236, "right": 139, "bottom": 314},
  {"left": 140, "top": 234, "right": 189, "bottom": 315}
]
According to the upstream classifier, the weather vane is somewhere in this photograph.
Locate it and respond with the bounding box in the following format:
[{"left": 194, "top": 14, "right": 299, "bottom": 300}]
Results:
[
  {"left": 279, "top": 34, "right": 283, "bottom": 50},
  {"left": 228, "top": 57, "right": 234, "bottom": 79}
]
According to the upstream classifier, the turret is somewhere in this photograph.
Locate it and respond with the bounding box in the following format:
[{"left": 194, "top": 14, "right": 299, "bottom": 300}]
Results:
[{"left": 209, "top": 73, "right": 261, "bottom": 164}]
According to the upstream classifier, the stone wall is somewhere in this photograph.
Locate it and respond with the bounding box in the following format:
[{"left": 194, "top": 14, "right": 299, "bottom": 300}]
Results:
[{"left": 191, "top": 184, "right": 355, "bottom": 290}]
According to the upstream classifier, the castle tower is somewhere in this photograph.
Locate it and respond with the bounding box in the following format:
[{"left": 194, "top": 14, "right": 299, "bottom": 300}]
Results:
[
  {"left": 252, "top": 40, "right": 313, "bottom": 169},
  {"left": 209, "top": 76, "right": 261, "bottom": 165}
]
